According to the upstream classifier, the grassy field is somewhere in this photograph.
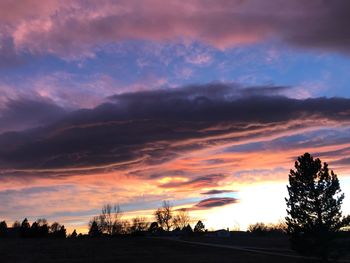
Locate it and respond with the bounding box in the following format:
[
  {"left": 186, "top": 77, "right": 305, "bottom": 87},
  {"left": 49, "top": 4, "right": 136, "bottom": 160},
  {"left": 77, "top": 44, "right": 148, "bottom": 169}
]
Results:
[{"left": 0, "top": 236, "right": 317, "bottom": 263}]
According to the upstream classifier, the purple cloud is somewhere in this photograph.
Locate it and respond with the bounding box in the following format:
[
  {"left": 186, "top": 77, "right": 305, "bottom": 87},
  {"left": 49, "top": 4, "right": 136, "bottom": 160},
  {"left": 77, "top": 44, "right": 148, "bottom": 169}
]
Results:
[
  {"left": 201, "top": 189, "right": 236, "bottom": 195},
  {"left": 194, "top": 197, "right": 239, "bottom": 209},
  {"left": 1, "top": 1, "right": 350, "bottom": 58}
]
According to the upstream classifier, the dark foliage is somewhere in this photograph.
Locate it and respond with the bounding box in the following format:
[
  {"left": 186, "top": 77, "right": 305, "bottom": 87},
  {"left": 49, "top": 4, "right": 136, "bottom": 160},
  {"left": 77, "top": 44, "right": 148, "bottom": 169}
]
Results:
[
  {"left": 20, "top": 218, "right": 30, "bottom": 238},
  {"left": 148, "top": 222, "right": 160, "bottom": 234},
  {"left": 194, "top": 220, "right": 205, "bottom": 233},
  {"left": 50, "top": 222, "right": 66, "bottom": 238},
  {"left": 286, "top": 153, "right": 350, "bottom": 259},
  {"left": 154, "top": 201, "right": 173, "bottom": 231},
  {"left": 183, "top": 224, "right": 193, "bottom": 235},
  {"left": 0, "top": 221, "right": 8, "bottom": 237},
  {"left": 0, "top": 218, "right": 67, "bottom": 239},
  {"left": 30, "top": 220, "right": 49, "bottom": 238},
  {"left": 89, "top": 221, "right": 102, "bottom": 237},
  {"left": 247, "top": 223, "right": 269, "bottom": 235},
  {"left": 247, "top": 222, "right": 286, "bottom": 236},
  {"left": 70, "top": 229, "right": 78, "bottom": 238}
]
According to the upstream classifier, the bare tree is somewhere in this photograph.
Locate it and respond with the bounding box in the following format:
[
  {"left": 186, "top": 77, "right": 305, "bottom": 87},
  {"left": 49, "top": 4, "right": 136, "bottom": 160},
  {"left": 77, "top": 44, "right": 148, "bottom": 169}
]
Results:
[
  {"left": 36, "top": 218, "right": 48, "bottom": 227},
  {"left": 172, "top": 210, "right": 190, "bottom": 230},
  {"left": 131, "top": 217, "right": 150, "bottom": 232},
  {"left": 89, "top": 204, "right": 123, "bottom": 235},
  {"left": 154, "top": 201, "right": 173, "bottom": 231},
  {"left": 100, "top": 204, "right": 122, "bottom": 235},
  {"left": 120, "top": 220, "right": 131, "bottom": 234}
]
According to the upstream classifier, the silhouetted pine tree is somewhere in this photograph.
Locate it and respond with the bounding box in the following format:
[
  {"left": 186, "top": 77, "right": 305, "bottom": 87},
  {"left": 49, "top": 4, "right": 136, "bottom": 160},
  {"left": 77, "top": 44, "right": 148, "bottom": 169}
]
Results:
[
  {"left": 194, "top": 220, "right": 205, "bottom": 233},
  {"left": 88, "top": 221, "right": 101, "bottom": 237},
  {"left": 286, "top": 153, "right": 350, "bottom": 259},
  {"left": 183, "top": 224, "right": 193, "bottom": 235},
  {"left": 20, "top": 218, "right": 31, "bottom": 238},
  {"left": 70, "top": 229, "right": 77, "bottom": 238}
]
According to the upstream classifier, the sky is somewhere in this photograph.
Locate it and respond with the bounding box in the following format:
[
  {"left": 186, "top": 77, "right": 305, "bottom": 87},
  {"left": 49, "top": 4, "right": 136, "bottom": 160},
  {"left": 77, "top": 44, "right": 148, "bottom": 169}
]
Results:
[{"left": 1, "top": 0, "right": 350, "bottom": 233}]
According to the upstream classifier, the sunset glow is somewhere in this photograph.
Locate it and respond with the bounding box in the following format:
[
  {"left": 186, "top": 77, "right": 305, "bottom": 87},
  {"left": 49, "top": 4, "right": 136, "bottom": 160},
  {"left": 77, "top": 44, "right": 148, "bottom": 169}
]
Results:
[{"left": 1, "top": 0, "right": 350, "bottom": 234}]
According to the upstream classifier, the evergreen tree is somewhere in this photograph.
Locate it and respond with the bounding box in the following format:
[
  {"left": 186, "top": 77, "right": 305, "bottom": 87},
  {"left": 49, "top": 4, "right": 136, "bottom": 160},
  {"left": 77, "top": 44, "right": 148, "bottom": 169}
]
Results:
[
  {"left": 70, "top": 229, "right": 77, "bottom": 238},
  {"left": 88, "top": 221, "right": 101, "bottom": 237},
  {"left": 194, "top": 220, "right": 205, "bottom": 233},
  {"left": 20, "top": 218, "right": 31, "bottom": 238},
  {"left": 30, "top": 221, "right": 39, "bottom": 238},
  {"left": 183, "top": 224, "right": 193, "bottom": 235},
  {"left": 286, "top": 153, "right": 350, "bottom": 259},
  {"left": 58, "top": 226, "right": 67, "bottom": 238}
]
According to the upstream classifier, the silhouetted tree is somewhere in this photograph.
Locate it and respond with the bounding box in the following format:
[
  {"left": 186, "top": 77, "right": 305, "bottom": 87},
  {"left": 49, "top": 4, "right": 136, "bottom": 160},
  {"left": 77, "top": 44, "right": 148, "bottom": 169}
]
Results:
[
  {"left": 50, "top": 222, "right": 61, "bottom": 233},
  {"left": 36, "top": 218, "right": 48, "bottom": 226},
  {"left": 286, "top": 153, "right": 350, "bottom": 259},
  {"left": 247, "top": 222, "right": 268, "bottom": 235},
  {"left": 58, "top": 225, "right": 66, "bottom": 238},
  {"left": 130, "top": 217, "right": 149, "bottom": 233},
  {"left": 172, "top": 210, "right": 190, "bottom": 230},
  {"left": 20, "top": 218, "right": 30, "bottom": 238},
  {"left": 31, "top": 219, "right": 49, "bottom": 237},
  {"left": 30, "top": 221, "right": 39, "bottom": 237},
  {"left": 0, "top": 221, "right": 8, "bottom": 237},
  {"left": 50, "top": 222, "right": 66, "bottom": 238},
  {"left": 269, "top": 220, "right": 287, "bottom": 234},
  {"left": 194, "top": 220, "right": 205, "bottom": 233},
  {"left": 154, "top": 201, "right": 173, "bottom": 231},
  {"left": 88, "top": 220, "right": 101, "bottom": 237},
  {"left": 119, "top": 220, "right": 131, "bottom": 234},
  {"left": 101, "top": 204, "right": 122, "bottom": 235},
  {"left": 12, "top": 221, "right": 20, "bottom": 228},
  {"left": 89, "top": 204, "right": 123, "bottom": 235},
  {"left": 148, "top": 222, "right": 159, "bottom": 234},
  {"left": 70, "top": 229, "right": 77, "bottom": 238},
  {"left": 183, "top": 224, "right": 193, "bottom": 235}
]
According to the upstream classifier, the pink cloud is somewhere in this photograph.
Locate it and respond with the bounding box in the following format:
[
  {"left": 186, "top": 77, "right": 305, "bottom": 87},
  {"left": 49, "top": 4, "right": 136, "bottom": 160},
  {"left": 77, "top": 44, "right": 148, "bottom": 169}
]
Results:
[{"left": 0, "top": 0, "right": 348, "bottom": 58}]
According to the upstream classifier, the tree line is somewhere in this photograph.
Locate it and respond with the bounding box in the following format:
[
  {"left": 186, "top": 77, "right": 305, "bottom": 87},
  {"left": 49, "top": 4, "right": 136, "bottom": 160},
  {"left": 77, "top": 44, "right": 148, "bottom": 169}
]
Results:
[
  {"left": 87, "top": 201, "right": 205, "bottom": 237},
  {"left": 0, "top": 218, "right": 69, "bottom": 238}
]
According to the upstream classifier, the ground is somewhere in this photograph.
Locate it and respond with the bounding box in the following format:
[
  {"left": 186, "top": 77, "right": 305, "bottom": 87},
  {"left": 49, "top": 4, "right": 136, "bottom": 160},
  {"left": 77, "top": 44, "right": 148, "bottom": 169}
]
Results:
[{"left": 0, "top": 236, "right": 321, "bottom": 263}]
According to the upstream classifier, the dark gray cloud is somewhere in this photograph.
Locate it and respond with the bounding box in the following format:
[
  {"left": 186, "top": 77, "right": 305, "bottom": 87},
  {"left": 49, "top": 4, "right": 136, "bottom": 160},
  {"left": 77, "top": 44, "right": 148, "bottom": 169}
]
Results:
[
  {"left": 201, "top": 189, "right": 236, "bottom": 195},
  {"left": 1, "top": 84, "right": 350, "bottom": 174},
  {"left": 0, "top": 98, "right": 67, "bottom": 134},
  {"left": 160, "top": 174, "right": 226, "bottom": 189},
  {"left": 194, "top": 197, "right": 238, "bottom": 209}
]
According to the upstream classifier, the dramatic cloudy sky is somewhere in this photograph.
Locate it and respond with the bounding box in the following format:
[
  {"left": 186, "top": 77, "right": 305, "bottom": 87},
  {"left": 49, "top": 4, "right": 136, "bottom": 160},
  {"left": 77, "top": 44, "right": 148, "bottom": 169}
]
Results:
[{"left": 1, "top": 0, "right": 350, "bottom": 233}]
